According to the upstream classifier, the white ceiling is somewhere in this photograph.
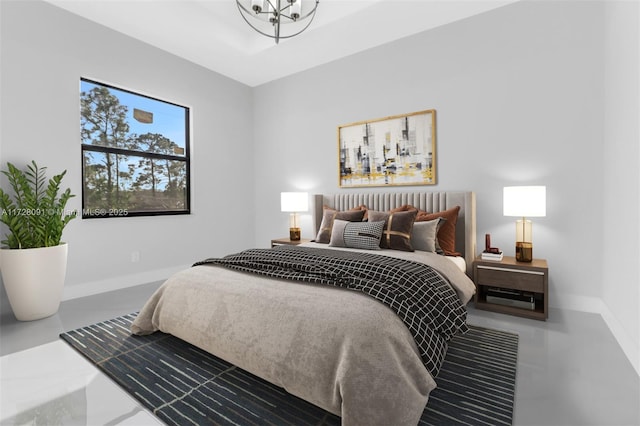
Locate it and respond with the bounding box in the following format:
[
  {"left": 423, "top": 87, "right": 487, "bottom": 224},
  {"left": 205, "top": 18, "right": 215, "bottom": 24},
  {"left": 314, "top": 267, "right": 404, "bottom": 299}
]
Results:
[{"left": 43, "top": 0, "right": 518, "bottom": 87}]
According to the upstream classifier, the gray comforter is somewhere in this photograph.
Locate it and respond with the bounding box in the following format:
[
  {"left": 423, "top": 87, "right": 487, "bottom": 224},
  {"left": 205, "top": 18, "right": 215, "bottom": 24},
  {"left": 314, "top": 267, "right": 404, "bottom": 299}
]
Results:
[{"left": 131, "top": 244, "right": 476, "bottom": 426}]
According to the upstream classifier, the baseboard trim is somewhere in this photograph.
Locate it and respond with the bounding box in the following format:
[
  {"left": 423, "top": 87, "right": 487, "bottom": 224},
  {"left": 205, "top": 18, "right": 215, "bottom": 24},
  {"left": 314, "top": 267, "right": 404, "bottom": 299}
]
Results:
[
  {"left": 600, "top": 303, "right": 640, "bottom": 377},
  {"left": 550, "top": 294, "right": 604, "bottom": 313},
  {"left": 552, "top": 295, "right": 639, "bottom": 377},
  {"left": 61, "top": 264, "right": 190, "bottom": 301}
]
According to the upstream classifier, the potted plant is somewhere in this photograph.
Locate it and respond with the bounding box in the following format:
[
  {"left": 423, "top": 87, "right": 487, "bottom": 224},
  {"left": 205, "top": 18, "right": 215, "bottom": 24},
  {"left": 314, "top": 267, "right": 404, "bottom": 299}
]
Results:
[{"left": 0, "top": 161, "right": 76, "bottom": 321}]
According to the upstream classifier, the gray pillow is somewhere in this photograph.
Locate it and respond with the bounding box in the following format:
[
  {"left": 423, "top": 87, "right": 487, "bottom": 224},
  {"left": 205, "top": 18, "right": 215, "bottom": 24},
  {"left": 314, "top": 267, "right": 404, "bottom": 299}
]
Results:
[
  {"left": 411, "top": 218, "right": 443, "bottom": 252},
  {"left": 329, "top": 220, "right": 385, "bottom": 250},
  {"left": 315, "top": 209, "right": 366, "bottom": 243}
]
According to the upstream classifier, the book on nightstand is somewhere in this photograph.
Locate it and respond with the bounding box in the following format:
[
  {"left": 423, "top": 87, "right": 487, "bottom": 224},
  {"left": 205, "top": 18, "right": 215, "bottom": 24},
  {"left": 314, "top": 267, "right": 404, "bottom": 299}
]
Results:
[{"left": 481, "top": 250, "right": 503, "bottom": 261}]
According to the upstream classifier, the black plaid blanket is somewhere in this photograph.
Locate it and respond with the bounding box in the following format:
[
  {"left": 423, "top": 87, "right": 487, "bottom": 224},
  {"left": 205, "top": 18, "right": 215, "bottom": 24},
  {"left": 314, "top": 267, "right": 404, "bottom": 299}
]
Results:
[{"left": 194, "top": 245, "right": 469, "bottom": 377}]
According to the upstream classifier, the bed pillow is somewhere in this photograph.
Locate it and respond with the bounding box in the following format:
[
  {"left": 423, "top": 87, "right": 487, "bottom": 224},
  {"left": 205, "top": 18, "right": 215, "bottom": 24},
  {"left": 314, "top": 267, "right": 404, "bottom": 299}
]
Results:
[
  {"left": 411, "top": 218, "right": 444, "bottom": 253},
  {"left": 367, "top": 209, "right": 418, "bottom": 252},
  {"left": 390, "top": 204, "right": 418, "bottom": 213},
  {"left": 416, "top": 206, "right": 461, "bottom": 255},
  {"left": 329, "top": 220, "right": 385, "bottom": 250},
  {"left": 347, "top": 204, "right": 369, "bottom": 221},
  {"left": 315, "top": 207, "right": 366, "bottom": 243}
]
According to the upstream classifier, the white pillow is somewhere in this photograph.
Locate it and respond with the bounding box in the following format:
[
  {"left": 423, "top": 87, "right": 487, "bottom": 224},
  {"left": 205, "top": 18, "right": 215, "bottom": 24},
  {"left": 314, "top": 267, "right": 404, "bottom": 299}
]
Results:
[
  {"left": 411, "top": 218, "right": 442, "bottom": 252},
  {"left": 329, "top": 220, "right": 385, "bottom": 250}
]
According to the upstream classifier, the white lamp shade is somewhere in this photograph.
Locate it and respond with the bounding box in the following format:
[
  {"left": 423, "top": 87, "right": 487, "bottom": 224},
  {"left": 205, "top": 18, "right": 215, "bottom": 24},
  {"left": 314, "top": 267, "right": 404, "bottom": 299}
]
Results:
[
  {"left": 281, "top": 192, "right": 308, "bottom": 212},
  {"left": 503, "top": 186, "right": 546, "bottom": 217}
]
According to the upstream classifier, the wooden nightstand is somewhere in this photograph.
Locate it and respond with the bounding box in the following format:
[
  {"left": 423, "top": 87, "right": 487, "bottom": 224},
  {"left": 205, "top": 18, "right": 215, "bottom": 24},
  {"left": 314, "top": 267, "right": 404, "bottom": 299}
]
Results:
[
  {"left": 473, "top": 256, "right": 548, "bottom": 320},
  {"left": 271, "top": 237, "right": 311, "bottom": 248}
]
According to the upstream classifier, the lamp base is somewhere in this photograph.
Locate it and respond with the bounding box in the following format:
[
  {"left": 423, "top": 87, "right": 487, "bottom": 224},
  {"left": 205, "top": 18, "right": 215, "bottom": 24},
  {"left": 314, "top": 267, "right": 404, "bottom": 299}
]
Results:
[
  {"left": 515, "top": 242, "right": 533, "bottom": 262},
  {"left": 289, "top": 228, "right": 301, "bottom": 241}
]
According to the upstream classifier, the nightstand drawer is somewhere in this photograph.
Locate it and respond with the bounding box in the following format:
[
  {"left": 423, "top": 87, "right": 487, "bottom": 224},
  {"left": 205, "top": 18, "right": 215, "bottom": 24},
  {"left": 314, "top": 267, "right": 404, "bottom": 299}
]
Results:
[{"left": 476, "top": 265, "right": 545, "bottom": 293}]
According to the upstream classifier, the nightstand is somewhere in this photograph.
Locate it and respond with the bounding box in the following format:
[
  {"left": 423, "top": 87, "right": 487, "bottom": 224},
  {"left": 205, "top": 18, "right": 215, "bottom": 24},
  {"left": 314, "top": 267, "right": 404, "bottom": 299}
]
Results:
[
  {"left": 271, "top": 237, "right": 311, "bottom": 248},
  {"left": 473, "top": 256, "right": 548, "bottom": 320}
]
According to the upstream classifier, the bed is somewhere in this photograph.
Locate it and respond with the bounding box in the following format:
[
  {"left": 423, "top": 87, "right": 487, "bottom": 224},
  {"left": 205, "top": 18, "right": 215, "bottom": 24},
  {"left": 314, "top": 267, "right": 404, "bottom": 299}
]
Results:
[{"left": 132, "top": 191, "right": 477, "bottom": 426}]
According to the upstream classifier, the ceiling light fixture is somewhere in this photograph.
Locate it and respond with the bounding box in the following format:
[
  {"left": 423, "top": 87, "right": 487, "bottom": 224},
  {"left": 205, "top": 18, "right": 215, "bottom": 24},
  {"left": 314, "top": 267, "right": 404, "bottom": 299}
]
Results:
[{"left": 236, "top": 0, "right": 320, "bottom": 44}]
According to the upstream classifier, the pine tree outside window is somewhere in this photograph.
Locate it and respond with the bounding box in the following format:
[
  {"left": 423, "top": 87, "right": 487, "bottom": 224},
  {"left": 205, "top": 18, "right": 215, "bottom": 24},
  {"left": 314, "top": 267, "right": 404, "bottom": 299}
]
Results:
[{"left": 80, "top": 78, "right": 190, "bottom": 218}]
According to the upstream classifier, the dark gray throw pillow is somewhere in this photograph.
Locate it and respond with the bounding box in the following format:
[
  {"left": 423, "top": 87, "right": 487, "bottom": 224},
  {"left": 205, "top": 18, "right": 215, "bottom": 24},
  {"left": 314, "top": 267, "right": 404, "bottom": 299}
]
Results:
[{"left": 367, "top": 209, "right": 418, "bottom": 251}]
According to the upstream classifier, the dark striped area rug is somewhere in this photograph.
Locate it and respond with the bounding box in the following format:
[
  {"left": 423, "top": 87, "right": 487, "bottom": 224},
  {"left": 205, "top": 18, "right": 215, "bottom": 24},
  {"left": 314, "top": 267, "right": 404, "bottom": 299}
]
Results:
[{"left": 60, "top": 313, "right": 518, "bottom": 426}]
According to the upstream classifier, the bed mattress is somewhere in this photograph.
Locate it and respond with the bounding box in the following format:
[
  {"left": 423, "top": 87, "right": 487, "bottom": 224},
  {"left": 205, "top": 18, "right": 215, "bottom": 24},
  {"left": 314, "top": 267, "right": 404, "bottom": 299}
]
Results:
[{"left": 131, "top": 244, "right": 475, "bottom": 425}]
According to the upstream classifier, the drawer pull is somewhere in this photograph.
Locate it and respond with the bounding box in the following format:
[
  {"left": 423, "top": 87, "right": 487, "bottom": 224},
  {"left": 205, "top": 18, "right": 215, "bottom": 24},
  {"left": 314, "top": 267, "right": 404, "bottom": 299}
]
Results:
[{"left": 477, "top": 265, "right": 545, "bottom": 276}]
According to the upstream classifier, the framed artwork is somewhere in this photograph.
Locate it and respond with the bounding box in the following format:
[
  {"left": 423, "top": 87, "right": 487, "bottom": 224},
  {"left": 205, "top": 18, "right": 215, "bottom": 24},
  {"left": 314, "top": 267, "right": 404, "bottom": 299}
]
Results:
[{"left": 338, "top": 109, "right": 436, "bottom": 188}]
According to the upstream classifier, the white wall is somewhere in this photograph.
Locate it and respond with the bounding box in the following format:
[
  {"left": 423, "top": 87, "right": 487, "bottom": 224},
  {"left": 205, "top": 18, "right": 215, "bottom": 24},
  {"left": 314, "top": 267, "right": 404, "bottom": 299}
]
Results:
[
  {"left": 254, "top": 1, "right": 603, "bottom": 301},
  {"left": 602, "top": 0, "right": 640, "bottom": 374},
  {"left": 0, "top": 0, "right": 255, "bottom": 300},
  {"left": 253, "top": 1, "right": 638, "bottom": 373}
]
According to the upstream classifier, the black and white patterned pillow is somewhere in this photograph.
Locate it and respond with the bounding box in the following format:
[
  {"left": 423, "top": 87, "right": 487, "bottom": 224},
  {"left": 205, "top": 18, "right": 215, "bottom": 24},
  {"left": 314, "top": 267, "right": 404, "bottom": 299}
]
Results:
[{"left": 329, "top": 220, "right": 385, "bottom": 250}]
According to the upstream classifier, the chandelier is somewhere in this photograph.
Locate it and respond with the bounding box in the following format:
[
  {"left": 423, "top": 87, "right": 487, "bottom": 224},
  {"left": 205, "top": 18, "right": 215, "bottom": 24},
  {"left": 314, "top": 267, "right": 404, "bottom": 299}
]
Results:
[{"left": 236, "top": 0, "right": 320, "bottom": 44}]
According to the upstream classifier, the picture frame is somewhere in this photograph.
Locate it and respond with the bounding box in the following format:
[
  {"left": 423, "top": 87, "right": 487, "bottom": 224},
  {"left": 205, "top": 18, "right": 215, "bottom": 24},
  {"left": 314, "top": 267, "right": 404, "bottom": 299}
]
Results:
[{"left": 338, "top": 109, "right": 436, "bottom": 188}]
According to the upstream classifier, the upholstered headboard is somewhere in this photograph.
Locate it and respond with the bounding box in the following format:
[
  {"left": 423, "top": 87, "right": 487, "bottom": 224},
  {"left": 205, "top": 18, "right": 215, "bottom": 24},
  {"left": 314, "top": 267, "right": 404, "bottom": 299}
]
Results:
[{"left": 313, "top": 191, "right": 477, "bottom": 276}]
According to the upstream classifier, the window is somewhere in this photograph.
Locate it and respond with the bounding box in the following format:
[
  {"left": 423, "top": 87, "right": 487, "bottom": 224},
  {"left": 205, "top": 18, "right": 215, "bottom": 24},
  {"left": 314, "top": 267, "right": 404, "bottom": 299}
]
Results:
[{"left": 80, "top": 78, "right": 190, "bottom": 218}]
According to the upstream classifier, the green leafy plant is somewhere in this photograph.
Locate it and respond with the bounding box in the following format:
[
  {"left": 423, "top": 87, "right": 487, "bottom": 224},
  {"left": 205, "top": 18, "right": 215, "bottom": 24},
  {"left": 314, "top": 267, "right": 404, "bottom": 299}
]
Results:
[{"left": 0, "top": 161, "right": 77, "bottom": 249}]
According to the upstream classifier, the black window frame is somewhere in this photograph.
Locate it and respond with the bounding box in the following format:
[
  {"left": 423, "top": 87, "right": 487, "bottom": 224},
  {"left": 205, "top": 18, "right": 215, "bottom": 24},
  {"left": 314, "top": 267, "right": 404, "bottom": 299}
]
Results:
[{"left": 80, "top": 78, "right": 191, "bottom": 219}]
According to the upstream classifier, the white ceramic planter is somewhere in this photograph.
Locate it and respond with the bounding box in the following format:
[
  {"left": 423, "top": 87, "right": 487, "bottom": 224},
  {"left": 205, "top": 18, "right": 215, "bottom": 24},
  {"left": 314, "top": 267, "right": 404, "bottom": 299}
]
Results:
[{"left": 0, "top": 243, "right": 68, "bottom": 321}]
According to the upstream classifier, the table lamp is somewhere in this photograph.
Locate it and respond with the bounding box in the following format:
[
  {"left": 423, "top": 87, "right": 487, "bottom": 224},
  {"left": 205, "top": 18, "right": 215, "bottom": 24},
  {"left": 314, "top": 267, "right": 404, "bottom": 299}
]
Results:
[
  {"left": 503, "top": 186, "right": 546, "bottom": 262},
  {"left": 280, "top": 192, "right": 308, "bottom": 241}
]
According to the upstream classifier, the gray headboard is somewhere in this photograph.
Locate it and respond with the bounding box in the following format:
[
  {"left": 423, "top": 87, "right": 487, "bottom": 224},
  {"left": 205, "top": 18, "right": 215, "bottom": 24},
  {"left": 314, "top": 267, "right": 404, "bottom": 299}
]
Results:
[{"left": 313, "top": 191, "right": 477, "bottom": 276}]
